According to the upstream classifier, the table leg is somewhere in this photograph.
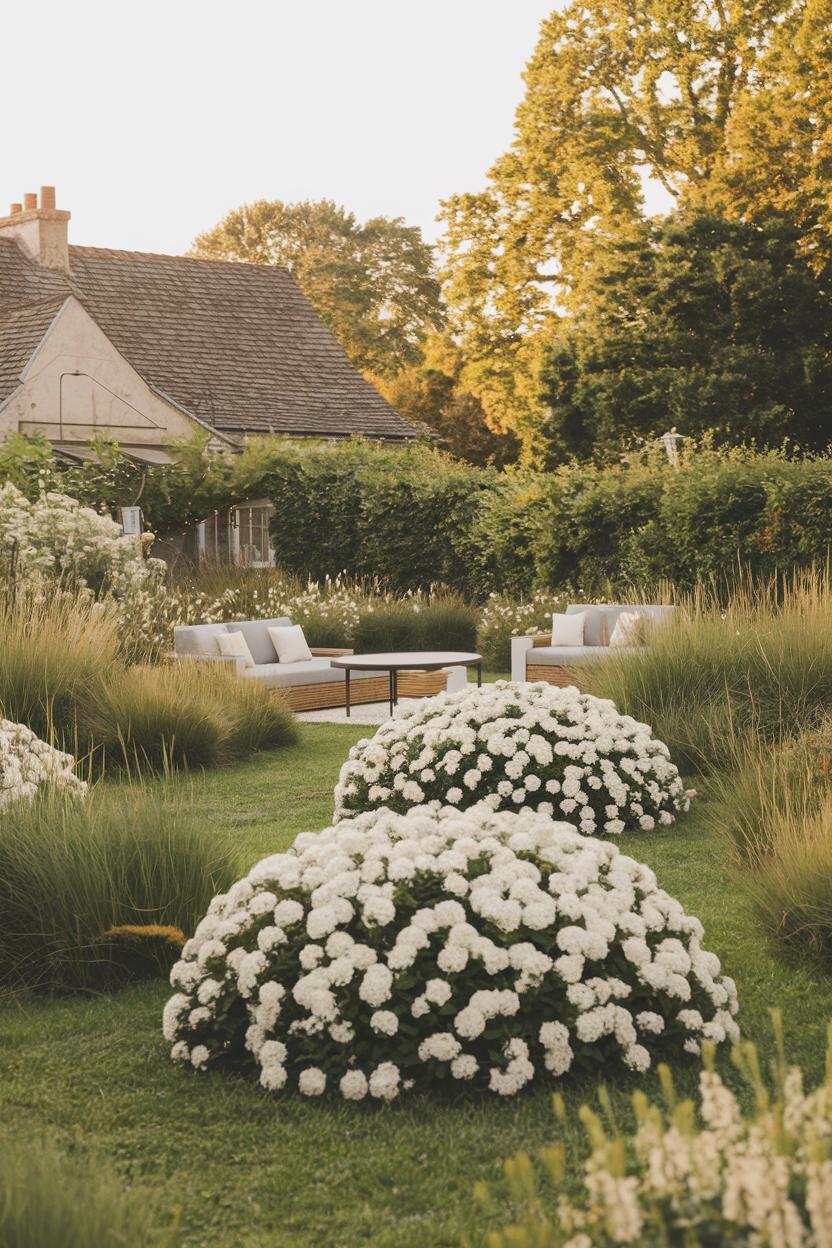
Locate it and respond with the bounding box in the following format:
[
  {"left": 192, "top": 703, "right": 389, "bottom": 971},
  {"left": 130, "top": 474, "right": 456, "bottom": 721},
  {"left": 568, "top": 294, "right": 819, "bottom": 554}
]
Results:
[
  {"left": 477, "top": 661, "right": 482, "bottom": 687},
  {"left": 345, "top": 668, "right": 351, "bottom": 718}
]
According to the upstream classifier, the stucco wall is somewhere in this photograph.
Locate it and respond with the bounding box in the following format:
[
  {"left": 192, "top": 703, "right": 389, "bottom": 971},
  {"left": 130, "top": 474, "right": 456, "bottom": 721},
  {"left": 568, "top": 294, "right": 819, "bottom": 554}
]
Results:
[{"left": 0, "top": 296, "right": 202, "bottom": 448}]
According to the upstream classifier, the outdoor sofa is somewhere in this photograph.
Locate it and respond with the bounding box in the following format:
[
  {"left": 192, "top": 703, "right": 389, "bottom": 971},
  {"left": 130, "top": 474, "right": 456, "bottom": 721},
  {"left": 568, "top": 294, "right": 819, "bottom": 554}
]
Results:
[
  {"left": 511, "top": 603, "right": 676, "bottom": 687},
  {"left": 173, "top": 617, "right": 463, "bottom": 712}
]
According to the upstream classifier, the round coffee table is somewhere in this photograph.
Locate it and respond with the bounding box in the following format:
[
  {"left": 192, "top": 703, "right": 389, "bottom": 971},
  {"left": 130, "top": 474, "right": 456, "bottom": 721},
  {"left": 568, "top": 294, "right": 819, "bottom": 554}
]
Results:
[{"left": 331, "top": 651, "right": 483, "bottom": 717}]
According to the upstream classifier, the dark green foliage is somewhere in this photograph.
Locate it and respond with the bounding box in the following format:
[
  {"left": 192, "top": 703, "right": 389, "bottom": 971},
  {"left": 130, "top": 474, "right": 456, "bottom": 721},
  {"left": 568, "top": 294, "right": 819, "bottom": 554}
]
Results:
[
  {"left": 532, "top": 461, "right": 665, "bottom": 592},
  {"left": 531, "top": 447, "right": 832, "bottom": 595},
  {"left": 0, "top": 786, "right": 239, "bottom": 993},
  {"left": 352, "top": 594, "right": 478, "bottom": 652},
  {"left": 0, "top": 431, "right": 239, "bottom": 538},
  {"left": 262, "top": 439, "right": 493, "bottom": 593},
  {"left": 540, "top": 214, "right": 832, "bottom": 464},
  {"left": 9, "top": 432, "right": 832, "bottom": 602},
  {"left": 253, "top": 439, "right": 832, "bottom": 598},
  {"left": 462, "top": 473, "right": 543, "bottom": 599}
]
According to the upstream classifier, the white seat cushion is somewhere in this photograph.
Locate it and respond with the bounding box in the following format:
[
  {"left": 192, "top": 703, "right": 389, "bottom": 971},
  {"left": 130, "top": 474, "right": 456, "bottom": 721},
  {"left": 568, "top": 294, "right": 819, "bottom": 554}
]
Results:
[
  {"left": 234, "top": 617, "right": 292, "bottom": 664},
  {"left": 173, "top": 623, "right": 229, "bottom": 656},
  {"left": 240, "top": 660, "right": 383, "bottom": 689},
  {"left": 565, "top": 604, "right": 607, "bottom": 647},
  {"left": 530, "top": 645, "right": 639, "bottom": 667}
]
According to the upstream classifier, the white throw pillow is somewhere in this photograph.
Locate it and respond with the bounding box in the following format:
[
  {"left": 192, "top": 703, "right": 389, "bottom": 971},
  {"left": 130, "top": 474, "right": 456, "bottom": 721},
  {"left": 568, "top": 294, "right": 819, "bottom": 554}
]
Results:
[
  {"left": 609, "top": 611, "right": 644, "bottom": 648},
  {"left": 551, "top": 611, "right": 586, "bottom": 647},
  {"left": 268, "top": 624, "right": 313, "bottom": 664},
  {"left": 216, "top": 630, "right": 255, "bottom": 668}
]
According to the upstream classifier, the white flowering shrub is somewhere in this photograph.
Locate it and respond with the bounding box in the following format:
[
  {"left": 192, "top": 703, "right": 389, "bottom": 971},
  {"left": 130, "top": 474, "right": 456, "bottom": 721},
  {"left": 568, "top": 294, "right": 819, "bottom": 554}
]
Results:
[
  {"left": 163, "top": 805, "right": 738, "bottom": 1100},
  {"left": 334, "top": 682, "right": 690, "bottom": 836},
  {"left": 0, "top": 719, "right": 87, "bottom": 809},
  {"left": 0, "top": 482, "right": 164, "bottom": 599},
  {"left": 481, "top": 1018, "right": 832, "bottom": 1247}
]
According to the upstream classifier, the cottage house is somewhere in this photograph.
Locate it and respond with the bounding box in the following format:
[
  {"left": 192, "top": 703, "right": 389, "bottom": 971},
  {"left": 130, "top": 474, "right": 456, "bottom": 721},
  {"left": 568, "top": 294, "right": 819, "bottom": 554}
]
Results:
[{"left": 0, "top": 186, "right": 423, "bottom": 563}]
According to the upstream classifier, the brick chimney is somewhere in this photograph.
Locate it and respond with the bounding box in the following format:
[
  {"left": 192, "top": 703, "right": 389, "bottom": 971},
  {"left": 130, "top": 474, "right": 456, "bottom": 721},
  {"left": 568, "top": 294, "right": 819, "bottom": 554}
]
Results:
[{"left": 0, "top": 186, "right": 70, "bottom": 272}]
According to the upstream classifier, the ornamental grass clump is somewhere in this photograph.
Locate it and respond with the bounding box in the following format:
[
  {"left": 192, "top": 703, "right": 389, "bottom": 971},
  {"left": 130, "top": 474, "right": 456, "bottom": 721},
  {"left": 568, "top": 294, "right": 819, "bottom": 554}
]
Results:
[
  {"left": 83, "top": 662, "right": 295, "bottom": 771},
  {"left": 584, "top": 570, "right": 832, "bottom": 773},
  {"left": 0, "top": 784, "right": 239, "bottom": 992},
  {"left": 163, "top": 805, "right": 737, "bottom": 1101},
  {"left": 0, "top": 587, "right": 121, "bottom": 749},
  {"left": 0, "top": 1136, "right": 179, "bottom": 1248},
  {"left": 333, "top": 682, "right": 689, "bottom": 836},
  {"left": 706, "top": 722, "right": 832, "bottom": 965},
  {"left": 0, "top": 719, "right": 86, "bottom": 809},
  {"left": 478, "top": 1016, "right": 832, "bottom": 1248},
  {"left": 0, "top": 589, "right": 296, "bottom": 773}
]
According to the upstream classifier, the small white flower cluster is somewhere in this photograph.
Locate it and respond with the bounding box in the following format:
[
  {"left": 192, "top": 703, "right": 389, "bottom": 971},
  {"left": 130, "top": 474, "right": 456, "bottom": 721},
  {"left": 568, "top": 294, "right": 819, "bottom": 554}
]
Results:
[
  {"left": 163, "top": 804, "right": 737, "bottom": 1100},
  {"left": 0, "top": 481, "right": 165, "bottom": 601},
  {"left": 490, "top": 1042, "right": 832, "bottom": 1247},
  {"left": 0, "top": 718, "right": 87, "bottom": 809},
  {"left": 334, "top": 681, "right": 690, "bottom": 836}
]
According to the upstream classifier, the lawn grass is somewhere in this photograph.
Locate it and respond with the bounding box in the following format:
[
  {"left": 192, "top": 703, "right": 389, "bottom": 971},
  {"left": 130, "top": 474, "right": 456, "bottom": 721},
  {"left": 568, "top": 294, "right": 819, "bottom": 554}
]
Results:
[{"left": 3, "top": 723, "right": 832, "bottom": 1247}]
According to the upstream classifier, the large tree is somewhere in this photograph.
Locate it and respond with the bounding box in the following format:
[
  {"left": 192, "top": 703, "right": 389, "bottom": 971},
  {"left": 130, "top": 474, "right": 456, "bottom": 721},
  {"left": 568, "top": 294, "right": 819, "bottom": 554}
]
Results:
[
  {"left": 191, "top": 200, "right": 443, "bottom": 378},
  {"left": 539, "top": 213, "right": 832, "bottom": 464},
  {"left": 373, "top": 336, "right": 521, "bottom": 468},
  {"left": 704, "top": 0, "right": 832, "bottom": 268},
  {"left": 439, "top": 0, "right": 807, "bottom": 450}
]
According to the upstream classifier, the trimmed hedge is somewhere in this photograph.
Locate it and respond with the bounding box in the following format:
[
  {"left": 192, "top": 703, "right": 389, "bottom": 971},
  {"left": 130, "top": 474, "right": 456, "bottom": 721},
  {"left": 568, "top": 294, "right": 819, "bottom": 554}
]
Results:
[
  {"left": 262, "top": 440, "right": 494, "bottom": 593},
  {"left": 9, "top": 433, "right": 832, "bottom": 597},
  {"left": 263, "top": 441, "right": 832, "bottom": 595}
]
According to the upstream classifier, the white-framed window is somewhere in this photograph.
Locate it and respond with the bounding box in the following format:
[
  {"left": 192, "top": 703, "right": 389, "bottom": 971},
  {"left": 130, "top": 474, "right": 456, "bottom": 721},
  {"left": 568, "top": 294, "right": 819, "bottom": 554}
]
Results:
[{"left": 230, "top": 501, "right": 274, "bottom": 566}]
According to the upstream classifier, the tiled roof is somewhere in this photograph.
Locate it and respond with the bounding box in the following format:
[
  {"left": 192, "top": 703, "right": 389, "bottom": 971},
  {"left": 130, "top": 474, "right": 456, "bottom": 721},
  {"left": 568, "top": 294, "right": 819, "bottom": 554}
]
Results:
[
  {"left": 0, "top": 238, "right": 423, "bottom": 440},
  {"left": 0, "top": 295, "right": 68, "bottom": 405}
]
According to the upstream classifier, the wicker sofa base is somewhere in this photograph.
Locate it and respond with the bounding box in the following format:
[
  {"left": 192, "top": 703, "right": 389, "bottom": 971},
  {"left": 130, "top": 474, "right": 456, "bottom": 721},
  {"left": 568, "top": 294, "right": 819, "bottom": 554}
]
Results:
[
  {"left": 398, "top": 671, "right": 450, "bottom": 698},
  {"left": 526, "top": 663, "right": 585, "bottom": 689},
  {"left": 281, "top": 669, "right": 448, "bottom": 713}
]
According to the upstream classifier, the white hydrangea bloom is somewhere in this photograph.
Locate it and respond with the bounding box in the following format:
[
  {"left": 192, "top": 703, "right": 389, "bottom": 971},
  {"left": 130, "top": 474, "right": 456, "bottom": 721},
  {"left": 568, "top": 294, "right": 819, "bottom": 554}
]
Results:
[
  {"left": 163, "top": 804, "right": 737, "bottom": 1100},
  {"left": 298, "top": 1067, "right": 326, "bottom": 1097},
  {"left": 333, "top": 682, "right": 688, "bottom": 836},
  {"left": 0, "top": 718, "right": 87, "bottom": 809}
]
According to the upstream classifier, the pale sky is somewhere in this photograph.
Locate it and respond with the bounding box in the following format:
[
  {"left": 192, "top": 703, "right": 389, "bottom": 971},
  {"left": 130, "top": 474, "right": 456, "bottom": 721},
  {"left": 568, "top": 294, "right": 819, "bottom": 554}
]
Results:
[{"left": 2, "top": 0, "right": 558, "bottom": 256}]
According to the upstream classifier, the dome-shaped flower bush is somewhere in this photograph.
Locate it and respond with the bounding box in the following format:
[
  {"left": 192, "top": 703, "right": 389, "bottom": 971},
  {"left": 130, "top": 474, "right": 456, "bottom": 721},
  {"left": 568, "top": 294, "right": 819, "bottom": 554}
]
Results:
[
  {"left": 334, "top": 682, "right": 690, "bottom": 836},
  {"left": 163, "top": 805, "right": 738, "bottom": 1100},
  {"left": 0, "top": 719, "right": 87, "bottom": 809}
]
